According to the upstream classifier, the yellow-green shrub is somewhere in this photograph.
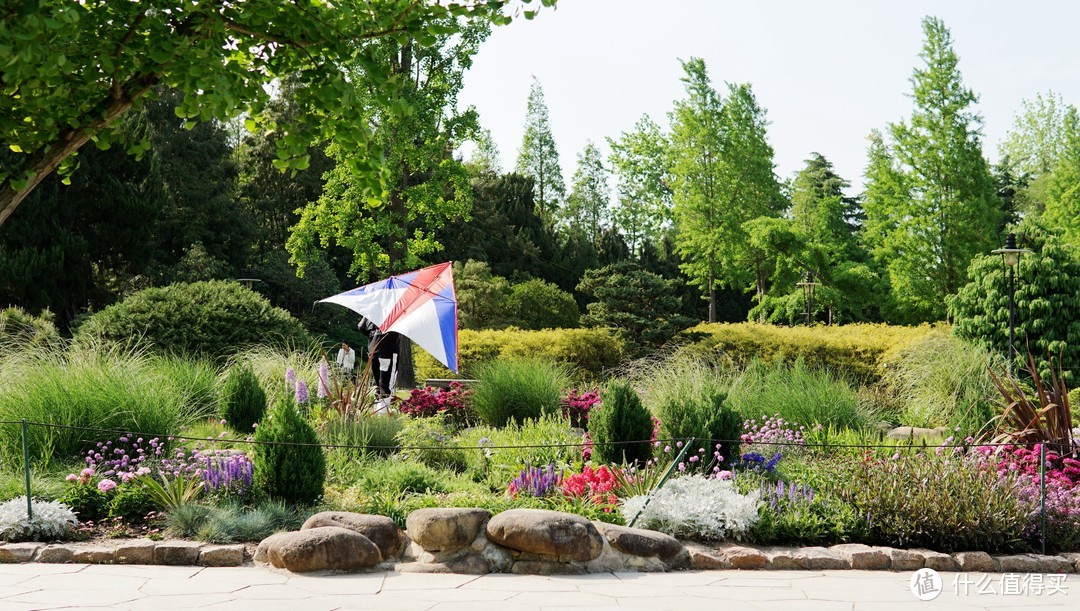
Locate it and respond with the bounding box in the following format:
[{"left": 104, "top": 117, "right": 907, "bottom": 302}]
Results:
[
  {"left": 682, "top": 322, "right": 938, "bottom": 384},
  {"left": 414, "top": 327, "right": 624, "bottom": 382}
]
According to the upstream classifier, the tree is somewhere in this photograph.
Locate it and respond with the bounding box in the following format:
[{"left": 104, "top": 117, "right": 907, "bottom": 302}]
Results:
[
  {"left": 506, "top": 278, "right": 580, "bottom": 330},
  {"left": 1042, "top": 107, "right": 1080, "bottom": 249},
  {"left": 790, "top": 153, "right": 862, "bottom": 260},
  {"left": 669, "top": 58, "right": 782, "bottom": 322},
  {"left": 607, "top": 115, "right": 672, "bottom": 256},
  {"left": 1, "top": 1, "right": 554, "bottom": 226},
  {"left": 466, "top": 128, "right": 502, "bottom": 176},
  {"left": 577, "top": 261, "right": 695, "bottom": 357},
  {"left": 862, "top": 17, "right": 1001, "bottom": 323},
  {"left": 1000, "top": 91, "right": 1072, "bottom": 178},
  {"left": 453, "top": 259, "right": 511, "bottom": 330},
  {"left": 563, "top": 141, "right": 610, "bottom": 238},
  {"left": 949, "top": 222, "right": 1080, "bottom": 379},
  {"left": 515, "top": 78, "right": 566, "bottom": 223},
  {"left": 287, "top": 23, "right": 488, "bottom": 282}
]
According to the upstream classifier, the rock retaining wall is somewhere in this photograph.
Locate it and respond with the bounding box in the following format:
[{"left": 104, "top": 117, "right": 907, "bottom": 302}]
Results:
[{"left": 3, "top": 508, "right": 1079, "bottom": 576}]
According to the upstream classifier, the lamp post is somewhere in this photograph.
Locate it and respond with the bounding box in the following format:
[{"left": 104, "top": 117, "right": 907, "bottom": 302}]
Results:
[
  {"left": 990, "top": 233, "right": 1030, "bottom": 365},
  {"left": 796, "top": 271, "right": 818, "bottom": 326}
]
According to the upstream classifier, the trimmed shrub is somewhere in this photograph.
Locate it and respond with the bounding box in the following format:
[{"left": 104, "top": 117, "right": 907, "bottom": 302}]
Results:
[
  {"left": 472, "top": 358, "right": 569, "bottom": 427},
  {"left": 75, "top": 280, "right": 311, "bottom": 360},
  {"left": 222, "top": 364, "right": 267, "bottom": 434},
  {"left": 589, "top": 380, "right": 653, "bottom": 465},
  {"left": 252, "top": 394, "right": 326, "bottom": 506},
  {"left": 506, "top": 278, "right": 580, "bottom": 330},
  {"left": 414, "top": 327, "right": 624, "bottom": 382},
  {"left": 684, "top": 322, "right": 936, "bottom": 385}
]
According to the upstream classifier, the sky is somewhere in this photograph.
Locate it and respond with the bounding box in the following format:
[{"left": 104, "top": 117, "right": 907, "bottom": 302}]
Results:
[{"left": 457, "top": 0, "right": 1080, "bottom": 194}]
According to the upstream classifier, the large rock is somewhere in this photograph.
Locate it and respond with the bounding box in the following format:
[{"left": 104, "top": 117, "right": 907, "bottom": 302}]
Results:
[
  {"left": 406, "top": 508, "right": 490, "bottom": 553},
  {"left": 953, "top": 551, "right": 996, "bottom": 572},
  {"left": 716, "top": 543, "right": 766, "bottom": 570},
  {"left": 684, "top": 542, "right": 731, "bottom": 570},
  {"left": 593, "top": 522, "right": 682, "bottom": 560},
  {"left": 764, "top": 546, "right": 846, "bottom": 570},
  {"left": 0, "top": 543, "right": 42, "bottom": 563},
  {"left": 486, "top": 509, "right": 603, "bottom": 562},
  {"left": 301, "top": 512, "right": 403, "bottom": 560},
  {"left": 262, "top": 526, "right": 381, "bottom": 573},
  {"left": 830, "top": 544, "right": 890, "bottom": 570}
]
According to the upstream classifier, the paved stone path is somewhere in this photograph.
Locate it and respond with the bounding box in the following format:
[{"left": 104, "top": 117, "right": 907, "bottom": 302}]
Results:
[{"left": 0, "top": 563, "right": 1073, "bottom": 609}]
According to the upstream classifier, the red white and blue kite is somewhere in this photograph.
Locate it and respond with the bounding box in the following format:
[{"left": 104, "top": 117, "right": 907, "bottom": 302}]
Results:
[{"left": 318, "top": 262, "right": 459, "bottom": 373}]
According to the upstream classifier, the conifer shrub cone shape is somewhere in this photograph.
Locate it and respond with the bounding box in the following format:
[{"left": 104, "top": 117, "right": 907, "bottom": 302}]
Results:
[
  {"left": 252, "top": 394, "right": 325, "bottom": 506},
  {"left": 589, "top": 380, "right": 654, "bottom": 465},
  {"left": 222, "top": 364, "right": 267, "bottom": 434}
]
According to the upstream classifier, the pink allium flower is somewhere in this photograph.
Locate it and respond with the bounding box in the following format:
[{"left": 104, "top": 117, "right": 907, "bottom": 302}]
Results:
[
  {"left": 65, "top": 474, "right": 78, "bottom": 482},
  {"left": 97, "top": 479, "right": 117, "bottom": 493},
  {"left": 717, "top": 470, "right": 733, "bottom": 480}
]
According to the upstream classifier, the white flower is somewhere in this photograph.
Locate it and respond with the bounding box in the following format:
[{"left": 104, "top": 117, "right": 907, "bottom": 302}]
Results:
[
  {"left": 0, "top": 497, "right": 77, "bottom": 542},
  {"left": 621, "top": 475, "right": 760, "bottom": 540}
]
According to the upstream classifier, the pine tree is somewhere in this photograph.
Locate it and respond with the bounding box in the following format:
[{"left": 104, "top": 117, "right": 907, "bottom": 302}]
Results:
[
  {"left": 467, "top": 128, "right": 502, "bottom": 176},
  {"left": 563, "top": 141, "right": 610, "bottom": 238},
  {"left": 515, "top": 78, "right": 566, "bottom": 224}
]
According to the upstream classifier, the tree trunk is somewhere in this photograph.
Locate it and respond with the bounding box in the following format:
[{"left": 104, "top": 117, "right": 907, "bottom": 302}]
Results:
[{"left": 708, "top": 267, "right": 716, "bottom": 323}]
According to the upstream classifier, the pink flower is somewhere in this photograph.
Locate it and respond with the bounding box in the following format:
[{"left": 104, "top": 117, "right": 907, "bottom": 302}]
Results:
[
  {"left": 717, "top": 470, "right": 733, "bottom": 480},
  {"left": 97, "top": 479, "right": 117, "bottom": 493},
  {"left": 80, "top": 467, "right": 95, "bottom": 477},
  {"left": 65, "top": 474, "right": 78, "bottom": 482}
]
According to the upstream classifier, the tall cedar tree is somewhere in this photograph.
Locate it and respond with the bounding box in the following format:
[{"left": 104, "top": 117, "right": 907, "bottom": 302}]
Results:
[
  {"left": 862, "top": 17, "right": 1001, "bottom": 323},
  {"left": 563, "top": 141, "right": 610, "bottom": 239},
  {"left": 515, "top": 78, "right": 566, "bottom": 225},
  {"left": 669, "top": 58, "right": 783, "bottom": 322},
  {"left": 607, "top": 115, "right": 672, "bottom": 257}
]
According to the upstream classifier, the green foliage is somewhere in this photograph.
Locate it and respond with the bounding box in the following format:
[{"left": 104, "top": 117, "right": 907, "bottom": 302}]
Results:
[
  {"left": 252, "top": 395, "right": 326, "bottom": 506},
  {"left": 457, "top": 415, "right": 585, "bottom": 490},
  {"left": 950, "top": 224, "right": 1080, "bottom": 379},
  {"left": 685, "top": 321, "right": 935, "bottom": 385},
  {"left": 515, "top": 78, "right": 566, "bottom": 221},
  {"left": 878, "top": 330, "right": 1002, "bottom": 432},
  {"left": 356, "top": 460, "right": 449, "bottom": 496},
  {"left": 136, "top": 472, "right": 204, "bottom": 512},
  {"left": 221, "top": 364, "right": 267, "bottom": 434},
  {"left": 414, "top": 327, "right": 624, "bottom": 382},
  {"left": 506, "top": 278, "right": 580, "bottom": 330},
  {"left": 862, "top": 18, "right": 1001, "bottom": 322},
  {"left": 835, "top": 454, "right": 1029, "bottom": 553},
  {"left": 748, "top": 476, "right": 865, "bottom": 546},
  {"left": 395, "top": 417, "right": 469, "bottom": 472},
  {"left": 58, "top": 484, "right": 109, "bottom": 524},
  {"left": 727, "top": 358, "right": 876, "bottom": 432},
  {"left": 607, "top": 114, "right": 672, "bottom": 255},
  {"left": 107, "top": 484, "right": 158, "bottom": 524},
  {"left": 578, "top": 262, "right": 694, "bottom": 357},
  {"left": 472, "top": 359, "right": 570, "bottom": 427},
  {"left": 563, "top": 141, "right": 610, "bottom": 237},
  {"left": 589, "top": 380, "right": 653, "bottom": 465},
  {"left": 166, "top": 500, "right": 303, "bottom": 542},
  {"left": 0, "top": 344, "right": 214, "bottom": 465},
  {"left": 75, "top": 280, "right": 311, "bottom": 360},
  {"left": 0, "top": 307, "right": 60, "bottom": 353},
  {"left": 454, "top": 260, "right": 511, "bottom": 330}
]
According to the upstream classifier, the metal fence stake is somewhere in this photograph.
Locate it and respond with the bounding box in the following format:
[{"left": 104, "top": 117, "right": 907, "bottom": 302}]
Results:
[{"left": 21, "top": 419, "right": 32, "bottom": 521}]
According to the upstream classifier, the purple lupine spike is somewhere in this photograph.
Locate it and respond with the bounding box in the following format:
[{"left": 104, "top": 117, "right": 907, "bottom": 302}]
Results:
[
  {"left": 286, "top": 367, "right": 296, "bottom": 387},
  {"left": 295, "top": 380, "right": 309, "bottom": 404},
  {"left": 317, "top": 362, "right": 330, "bottom": 399}
]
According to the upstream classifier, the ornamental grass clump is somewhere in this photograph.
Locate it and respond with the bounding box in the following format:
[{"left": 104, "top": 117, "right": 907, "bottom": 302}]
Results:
[
  {"left": 472, "top": 358, "right": 570, "bottom": 426},
  {"left": 621, "top": 475, "right": 760, "bottom": 540},
  {"left": 0, "top": 497, "right": 77, "bottom": 542}
]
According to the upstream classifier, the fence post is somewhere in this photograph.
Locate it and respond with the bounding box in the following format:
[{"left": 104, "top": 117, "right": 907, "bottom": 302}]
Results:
[
  {"left": 1039, "top": 443, "right": 1046, "bottom": 556},
  {"left": 21, "top": 419, "right": 32, "bottom": 521}
]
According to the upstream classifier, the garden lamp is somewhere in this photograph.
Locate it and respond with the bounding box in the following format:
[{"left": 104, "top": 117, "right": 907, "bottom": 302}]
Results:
[{"left": 990, "top": 233, "right": 1030, "bottom": 365}]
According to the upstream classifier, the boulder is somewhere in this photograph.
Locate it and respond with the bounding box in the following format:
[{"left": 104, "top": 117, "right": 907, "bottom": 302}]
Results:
[
  {"left": 953, "top": 551, "right": 996, "bottom": 572},
  {"left": 684, "top": 542, "right": 731, "bottom": 570},
  {"left": 0, "top": 543, "right": 42, "bottom": 563},
  {"left": 154, "top": 541, "right": 202, "bottom": 566},
  {"left": 406, "top": 508, "right": 490, "bottom": 553},
  {"left": 919, "top": 549, "right": 958, "bottom": 571},
  {"left": 593, "top": 522, "right": 682, "bottom": 560},
  {"left": 116, "top": 540, "right": 156, "bottom": 564},
  {"left": 716, "top": 543, "right": 766, "bottom": 570},
  {"left": 263, "top": 526, "right": 381, "bottom": 573},
  {"left": 887, "top": 548, "right": 925, "bottom": 571},
  {"left": 486, "top": 509, "right": 603, "bottom": 562},
  {"left": 199, "top": 544, "right": 245, "bottom": 567},
  {"left": 301, "top": 512, "right": 403, "bottom": 560}
]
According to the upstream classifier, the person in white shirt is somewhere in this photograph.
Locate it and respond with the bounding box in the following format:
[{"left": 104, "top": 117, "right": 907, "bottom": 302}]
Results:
[{"left": 335, "top": 341, "right": 355, "bottom": 377}]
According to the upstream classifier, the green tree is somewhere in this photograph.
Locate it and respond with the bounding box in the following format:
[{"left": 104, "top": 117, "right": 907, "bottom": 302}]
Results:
[
  {"left": 1, "top": 1, "right": 553, "bottom": 226},
  {"left": 515, "top": 78, "right": 566, "bottom": 224},
  {"left": 288, "top": 24, "right": 487, "bottom": 282},
  {"left": 607, "top": 115, "right": 672, "bottom": 256},
  {"left": 1043, "top": 107, "right": 1080, "bottom": 249},
  {"left": 453, "top": 260, "right": 511, "bottom": 330},
  {"left": 563, "top": 141, "right": 610, "bottom": 238},
  {"left": 589, "top": 380, "right": 654, "bottom": 466},
  {"left": 949, "top": 222, "right": 1080, "bottom": 379},
  {"left": 863, "top": 17, "right": 1001, "bottom": 323},
  {"left": 669, "top": 59, "right": 782, "bottom": 322},
  {"left": 506, "top": 278, "right": 579, "bottom": 330},
  {"left": 577, "top": 261, "right": 695, "bottom": 357},
  {"left": 1000, "top": 91, "right": 1071, "bottom": 178},
  {"left": 467, "top": 128, "right": 502, "bottom": 176}
]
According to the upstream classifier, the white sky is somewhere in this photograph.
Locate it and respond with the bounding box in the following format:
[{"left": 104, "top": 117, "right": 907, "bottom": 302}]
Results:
[{"left": 458, "top": 0, "right": 1080, "bottom": 194}]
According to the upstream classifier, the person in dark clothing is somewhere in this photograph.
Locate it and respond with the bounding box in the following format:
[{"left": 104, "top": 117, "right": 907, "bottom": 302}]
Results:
[{"left": 358, "top": 319, "right": 400, "bottom": 398}]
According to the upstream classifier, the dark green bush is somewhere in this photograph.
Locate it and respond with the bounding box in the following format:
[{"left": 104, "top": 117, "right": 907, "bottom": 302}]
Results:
[
  {"left": 59, "top": 484, "right": 109, "bottom": 524},
  {"left": 589, "top": 380, "right": 653, "bottom": 465},
  {"left": 505, "top": 279, "right": 580, "bottom": 330},
  {"left": 108, "top": 485, "right": 158, "bottom": 524},
  {"left": 252, "top": 394, "right": 326, "bottom": 506},
  {"left": 472, "top": 359, "right": 569, "bottom": 427},
  {"left": 75, "top": 280, "right": 311, "bottom": 360},
  {"left": 222, "top": 364, "right": 267, "bottom": 434}
]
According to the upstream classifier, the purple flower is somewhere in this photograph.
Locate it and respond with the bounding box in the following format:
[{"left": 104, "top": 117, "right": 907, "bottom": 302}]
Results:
[
  {"left": 285, "top": 367, "right": 296, "bottom": 387},
  {"left": 317, "top": 362, "right": 330, "bottom": 399},
  {"left": 295, "top": 380, "right": 309, "bottom": 404}
]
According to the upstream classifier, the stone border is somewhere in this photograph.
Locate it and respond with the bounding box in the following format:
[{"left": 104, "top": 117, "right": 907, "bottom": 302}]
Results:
[{"left": 0, "top": 540, "right": 247, "bottom": 566}]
